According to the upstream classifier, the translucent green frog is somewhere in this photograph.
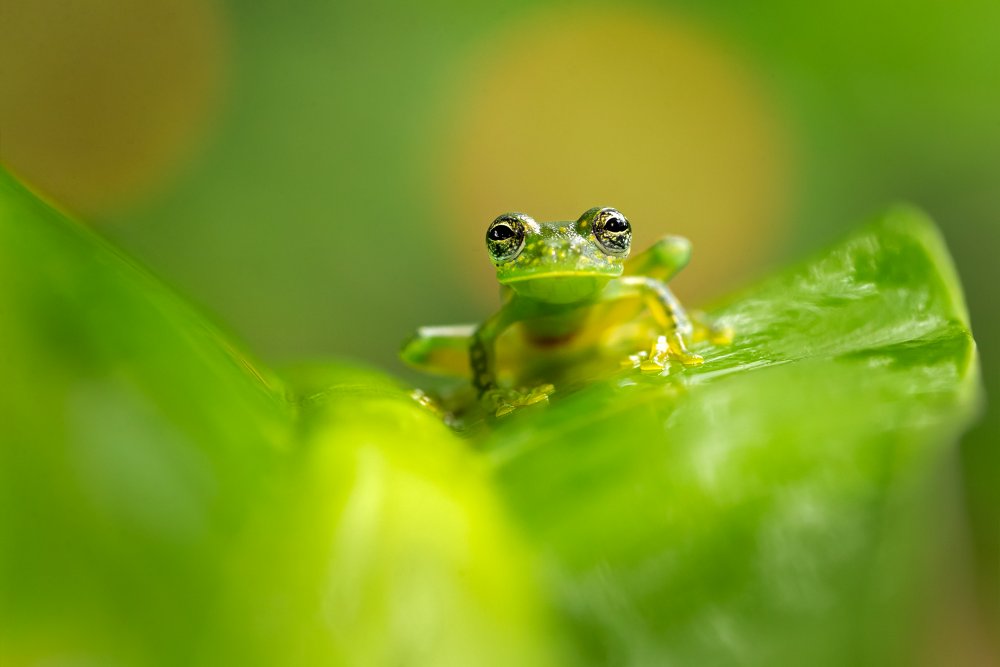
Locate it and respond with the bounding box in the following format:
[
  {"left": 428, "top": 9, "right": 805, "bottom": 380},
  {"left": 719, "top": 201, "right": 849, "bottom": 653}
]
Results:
[{"left": 402, "top": 207, "right": 731, "bottom": 417}]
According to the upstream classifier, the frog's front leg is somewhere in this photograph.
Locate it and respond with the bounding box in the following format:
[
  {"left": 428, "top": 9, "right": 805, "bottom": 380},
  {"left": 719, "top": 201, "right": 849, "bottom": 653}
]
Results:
[
  {"left": 469, "top": 311, "right": 511, "bottom": 396},
  {"left": 607, "top": 276, "right": 704, "bottom": 369},
  {"left": 470, "top": 309, "right": 554, "bottom": 417},
  {"left": 626, "top": 235, "right": 731, "bottom": 345}
]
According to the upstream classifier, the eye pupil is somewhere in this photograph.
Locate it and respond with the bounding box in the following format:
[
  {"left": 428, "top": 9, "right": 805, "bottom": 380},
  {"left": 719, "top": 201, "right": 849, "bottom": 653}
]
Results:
[
  {"left": 606, "top": 216, "right": 628, "bottom": 232},
  {"left": 488, "top": 224, "right": 514, "bottom": 241}
]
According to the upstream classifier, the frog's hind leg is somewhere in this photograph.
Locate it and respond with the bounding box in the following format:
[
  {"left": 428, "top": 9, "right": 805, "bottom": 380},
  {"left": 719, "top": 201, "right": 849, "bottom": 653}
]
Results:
[
  {"left": 689, "top": 310, "right": 734, "bottom": 345},
  {"left": 400, "top": 325, "right": 475, "bottom": 376},
  {"left": 624, "top": 235, "right": 692, "bottom": 282}
]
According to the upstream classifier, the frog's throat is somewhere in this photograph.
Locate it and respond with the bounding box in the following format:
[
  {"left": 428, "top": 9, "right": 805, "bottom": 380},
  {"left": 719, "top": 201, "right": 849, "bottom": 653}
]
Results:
[
  {"left": 499, "top": 270, "right": 621, "bottom": 283},
  {"left": 500, "top": 272, "right": 616, "bottom": 304}
]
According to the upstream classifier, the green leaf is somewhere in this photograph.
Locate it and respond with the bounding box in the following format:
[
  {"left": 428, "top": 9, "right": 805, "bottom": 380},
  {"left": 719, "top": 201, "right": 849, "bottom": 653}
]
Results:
[
  {"left": 0, "top": 165, "right": 979, "bottom": 666},
  {"left": 0, "top": 167, "right": 554, "bottom": 666},
  {"left": 483, "top": 207, "right": 979, "bottom": 665}
]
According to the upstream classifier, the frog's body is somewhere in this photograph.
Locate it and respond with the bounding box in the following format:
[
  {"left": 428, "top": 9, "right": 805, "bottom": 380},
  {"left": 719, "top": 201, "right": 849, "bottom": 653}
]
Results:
[{"left": 402, "top": 207, "right": 729, "bottom": 415}]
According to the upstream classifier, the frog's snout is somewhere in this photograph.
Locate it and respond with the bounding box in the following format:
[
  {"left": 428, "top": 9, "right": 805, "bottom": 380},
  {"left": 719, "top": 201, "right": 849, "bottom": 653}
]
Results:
[{"left": 540, "top": 238, "right": 569, "bottom": 258}]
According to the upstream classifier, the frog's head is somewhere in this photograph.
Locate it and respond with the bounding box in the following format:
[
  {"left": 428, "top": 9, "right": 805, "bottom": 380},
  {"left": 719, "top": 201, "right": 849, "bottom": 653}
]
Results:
[{"left": 486, "top": 207, "right": 631, "bottom": 304}]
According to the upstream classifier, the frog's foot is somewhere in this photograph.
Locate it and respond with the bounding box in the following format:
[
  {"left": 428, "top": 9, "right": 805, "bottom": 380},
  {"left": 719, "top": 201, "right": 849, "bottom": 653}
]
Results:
[
  {"left": 690, "top": 310, "right": 734, "bottom": 346},
  {"left": 632, "top": 333, "right": 703, "bottom": 373},
  {"left": 482, "top": 384, "right": 556, "bottom": 417},
  {"left": 410, "top": 388, "right": 451, "bottom": 421}
]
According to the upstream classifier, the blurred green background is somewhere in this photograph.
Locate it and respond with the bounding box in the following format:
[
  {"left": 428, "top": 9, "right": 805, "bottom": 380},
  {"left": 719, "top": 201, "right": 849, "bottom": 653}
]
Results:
[{"left": 2, "top": 0, "right": 997, "bottom": 656}]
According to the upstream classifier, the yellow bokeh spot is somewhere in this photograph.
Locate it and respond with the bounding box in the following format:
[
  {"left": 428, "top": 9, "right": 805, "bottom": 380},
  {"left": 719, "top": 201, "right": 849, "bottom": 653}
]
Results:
[{"left": 438, "top": 7, "right": 793, "bottom": 301}]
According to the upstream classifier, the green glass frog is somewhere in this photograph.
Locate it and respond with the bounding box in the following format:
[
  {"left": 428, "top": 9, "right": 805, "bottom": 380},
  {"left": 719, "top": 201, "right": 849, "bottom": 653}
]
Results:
[{"left": 402, "top": 207, "right": 730, "bottom": 416}]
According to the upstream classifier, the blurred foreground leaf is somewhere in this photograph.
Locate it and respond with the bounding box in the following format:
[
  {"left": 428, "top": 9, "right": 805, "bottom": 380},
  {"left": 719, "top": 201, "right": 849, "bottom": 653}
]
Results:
[
  {"left": 0, "top": 168, "right": 553, "bottom": 667},
  {"left": 0, "top": 166, "right": 979, "bottom": 666}
]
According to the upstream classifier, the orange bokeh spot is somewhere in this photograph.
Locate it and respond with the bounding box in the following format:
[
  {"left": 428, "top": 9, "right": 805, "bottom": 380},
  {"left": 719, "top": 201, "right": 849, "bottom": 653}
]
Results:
[{"left": 0, "top": 0, "right": 228, "bottom": 218}]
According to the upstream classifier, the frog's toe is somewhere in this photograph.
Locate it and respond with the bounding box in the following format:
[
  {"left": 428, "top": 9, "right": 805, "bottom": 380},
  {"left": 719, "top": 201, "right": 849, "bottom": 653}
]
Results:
[
  {"left": 665, "top": 331, "right": 704, "bottom": 366},
  {"left": 410, "top": 388, "right": 441, "bottom": 414},
  {"left": 483, "top": 384, "right": 555, "bottom": 417},
  {"left": 709, "top": 324, "right": 734, "bottom": 346},
  {"left": 523, "top": 383, "right": 555, "bottom": 405},
  {"left": 621, "top": 350, "right": 648, "bottom": 370},
  {"left": 675, "top": 351, "right": 704, "bottom": 366},
  {"left": 629, "top": 336, "right": 669, "bottom": 373},
  {"left": 633, "top": 334, "right": 704, "bottom": 372},
  {"left": 639, "top": 358, "right": 665, "bottom": 373},
  {"left": 495, "top": 402, "right": 517, "bottom": 417},
  {"left": 481, "top": 388, "right": 512, "bottom": 412}
]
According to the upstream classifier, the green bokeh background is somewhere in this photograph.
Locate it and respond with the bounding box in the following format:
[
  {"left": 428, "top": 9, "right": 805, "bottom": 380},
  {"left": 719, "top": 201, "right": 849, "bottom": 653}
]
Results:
[{"left": 2, "top": 0, "right": 997, "bottom": 658}]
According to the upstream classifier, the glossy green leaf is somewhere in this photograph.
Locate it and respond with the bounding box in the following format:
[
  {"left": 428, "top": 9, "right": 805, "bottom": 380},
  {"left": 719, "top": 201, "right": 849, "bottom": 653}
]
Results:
[
  {"left": 483, "top": 206, "right": 979, "bottom": 665},
  {"left": 0, "top": 166, "right": 979, "bottom": 666},
  {"left": 0, "top": 168, "right": 554, "bottom": 666}
]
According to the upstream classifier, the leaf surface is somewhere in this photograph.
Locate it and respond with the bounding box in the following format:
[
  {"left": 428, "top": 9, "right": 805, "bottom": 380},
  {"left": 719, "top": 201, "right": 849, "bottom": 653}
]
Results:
[{"left": 0, "top": 167, "right": 979, "bottom": 666}]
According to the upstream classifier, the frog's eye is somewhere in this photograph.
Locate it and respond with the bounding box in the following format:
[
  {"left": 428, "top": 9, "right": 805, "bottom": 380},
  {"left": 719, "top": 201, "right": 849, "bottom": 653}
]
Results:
[
  {"left": 592, "top": 207, "right": 631, "bottom": 256},
  {"left": 486, "top": 214, "right": 527, "bottom": 263}
]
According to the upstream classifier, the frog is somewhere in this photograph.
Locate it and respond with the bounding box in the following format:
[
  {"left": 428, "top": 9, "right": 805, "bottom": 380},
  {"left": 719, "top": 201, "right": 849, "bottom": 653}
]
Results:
[{"left": 401, "top": 207, "right": 731, "bottom": 417}]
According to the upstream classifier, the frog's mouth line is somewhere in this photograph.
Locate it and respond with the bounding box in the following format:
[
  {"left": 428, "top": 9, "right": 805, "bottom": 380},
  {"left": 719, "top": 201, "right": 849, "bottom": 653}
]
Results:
[{"left": 500, "top": 270, "right": 620, "bottom": 283}]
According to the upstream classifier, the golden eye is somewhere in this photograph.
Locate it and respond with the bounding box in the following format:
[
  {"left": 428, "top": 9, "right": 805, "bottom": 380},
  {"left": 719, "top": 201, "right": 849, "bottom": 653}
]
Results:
[
  {"left": 486, "top": 213, "right": 528, "bottom": 263},
  {"left": 592, "top": 207, "right": 631, "bottom": 256}
]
